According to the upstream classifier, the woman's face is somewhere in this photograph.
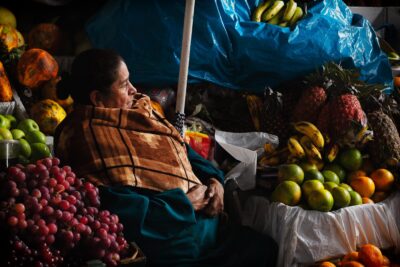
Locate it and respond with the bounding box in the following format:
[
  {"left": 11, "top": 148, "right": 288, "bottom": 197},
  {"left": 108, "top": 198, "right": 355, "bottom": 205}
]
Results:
[{"left": 99, "top": 61, "right": 137, "bottom": 109}]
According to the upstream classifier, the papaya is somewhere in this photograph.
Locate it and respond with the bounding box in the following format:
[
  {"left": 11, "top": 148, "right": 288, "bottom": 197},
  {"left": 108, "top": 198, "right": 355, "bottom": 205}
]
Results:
[
  {"left": 0, "top": 61, "right": 13, "bottom": 102},
  {"left": 30, "top": 99, "right": 66, "bottom": 135}
]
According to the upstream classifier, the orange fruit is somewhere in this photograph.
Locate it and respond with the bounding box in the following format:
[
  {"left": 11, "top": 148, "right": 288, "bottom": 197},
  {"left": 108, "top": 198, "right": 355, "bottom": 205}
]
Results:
[
  {"left": 341, "top": 261, "right": 365, "bottom": 267},
  {"left": 339, "top": 148, "right": 363, "bottom": 171},
  {"left": 332, "top": 186, "right": 351, "bottom": 208},
  {"left": 307, "top": 189, "right": 334, "bottom": 212},
  {"left": 371, "top": 191, "right": 390, "bottom": 203},
  {"left": 324, "top": 163, "right": 347, "bottom": 182},
  {"left": 304, "top": 169, "right": 325, "bottom": 183},
  {"left": 358, "top": 244, "right": 383, "bottom": 267},
  {"left": 319, "top": 261, "right": 336, "bottom": 267},
  {"left": 370, "top": 169, "right": 394, "bottom": 192},
  {"left": 362, "top": 197, "right": 374, "bottom": 204},
  {"left": 349, "top": 191, "right": 363, "bottom": 206},
  {"left": 271, "top": 181, "right": 302, "bottom": 206},
  {"left": 394, "top": 76, "right": 400, "bottom": 87},
  {"left": 360, "top": 158, "right": 375, "bottom": 175},
  {"left": 278, "top": 164, "right": 304, "bottom": 185},
  {"left": 350, "top": 176, "right": 375, "bottom": 198},
  {"left": 347, "top": 170, "right": 367, "bottom": 183},
  {"left": 342, "top": 251, "right": 359, "bottom": 262},
  {"left": 302, "top": 179, "right": 324, "bottom": 197}
]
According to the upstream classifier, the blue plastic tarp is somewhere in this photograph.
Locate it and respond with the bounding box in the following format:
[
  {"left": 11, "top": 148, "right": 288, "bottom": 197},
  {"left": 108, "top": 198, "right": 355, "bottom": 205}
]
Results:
[{"left": 86, "top": 0, "right": 393, "bottom": 93}]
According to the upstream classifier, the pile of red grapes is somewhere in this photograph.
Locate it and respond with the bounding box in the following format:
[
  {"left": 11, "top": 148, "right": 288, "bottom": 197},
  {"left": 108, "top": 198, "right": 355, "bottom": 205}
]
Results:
[{"left": 0, "top": 157, "right": 130, "bottom": 267}]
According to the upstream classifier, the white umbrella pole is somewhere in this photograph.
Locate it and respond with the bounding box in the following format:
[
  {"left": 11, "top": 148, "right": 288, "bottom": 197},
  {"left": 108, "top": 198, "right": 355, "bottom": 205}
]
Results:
[{"left": 175, "top": 0, "right": 196, "bottom": 135}]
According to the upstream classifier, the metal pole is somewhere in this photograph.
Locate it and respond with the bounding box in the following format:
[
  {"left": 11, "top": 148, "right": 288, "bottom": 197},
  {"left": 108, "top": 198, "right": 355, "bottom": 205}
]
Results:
[{"left": 175, "top": 0, "right": 195, "bottom": 114}]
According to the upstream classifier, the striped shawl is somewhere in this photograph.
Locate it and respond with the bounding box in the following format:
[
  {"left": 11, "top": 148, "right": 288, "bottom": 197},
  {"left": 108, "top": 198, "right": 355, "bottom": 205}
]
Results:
[{"left": 55, "top": 94, "right": 202, "bottom": 193}]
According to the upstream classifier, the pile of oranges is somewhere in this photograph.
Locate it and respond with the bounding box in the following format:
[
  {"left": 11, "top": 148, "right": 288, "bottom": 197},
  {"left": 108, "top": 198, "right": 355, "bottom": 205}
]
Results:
[
  {"left": 349, "top": 167, "right": 395, "bottom": 204},
  {"left": 318, "top": 244, "right": 400, "bottom": 267}
]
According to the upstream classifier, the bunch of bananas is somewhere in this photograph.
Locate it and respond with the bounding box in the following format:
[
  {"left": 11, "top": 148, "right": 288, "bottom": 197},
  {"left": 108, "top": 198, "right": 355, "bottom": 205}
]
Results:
[
  {"left": 258, "top": 121, "right": 339, "bottom": 167},
  {"left": 287, "top": 121, "right": 340, "bottom": 166},
  {"left": 252, "top": 0, "right": 304, "bottom": 27}
]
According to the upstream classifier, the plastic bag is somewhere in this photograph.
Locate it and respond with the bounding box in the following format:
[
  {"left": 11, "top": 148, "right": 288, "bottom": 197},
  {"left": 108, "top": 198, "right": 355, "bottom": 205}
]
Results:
[
  {"left": 241, "top": 192, "right": 400, "bottom": 266},
  {"left": 214, "top": 130, "right": 278, "bottom": 190},
  {"left": 86, "top": 0, "right": 393, "bottom": 93}
]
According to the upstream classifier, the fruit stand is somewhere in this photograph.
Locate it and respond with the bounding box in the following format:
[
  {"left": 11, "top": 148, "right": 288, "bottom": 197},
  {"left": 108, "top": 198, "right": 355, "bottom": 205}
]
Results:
[
  {"left": 1, "top": 0, "right": 400, "bottom": 266},
  {"left": 240, "top": 191, "right": 400, "bottom": 266}
]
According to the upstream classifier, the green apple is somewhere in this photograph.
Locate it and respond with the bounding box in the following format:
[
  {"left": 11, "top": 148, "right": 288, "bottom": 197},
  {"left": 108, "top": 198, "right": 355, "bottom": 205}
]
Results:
[
  {"left": 0, "top": 114, "right": 11, "bottom": 129},
  {"left": 25, "top": 130, "right": 46, "bottom": 144},
  {"left": 0, "top": 128, "right": 13, "bottom": 140},
  {"left": 4, "top": 114, "right": 17, "bottom": 129},
  {"left": 11, "top": 129, "right": 25, "bottom": 140},
  {"left": 17, "top": 118, "right": 40, "bottom": 134},
  {"left": 30, "top": 143, "right": 51, "bottom": 162},
  {"left": 18, "top": 138, "right": 31, "bottom": 158}
]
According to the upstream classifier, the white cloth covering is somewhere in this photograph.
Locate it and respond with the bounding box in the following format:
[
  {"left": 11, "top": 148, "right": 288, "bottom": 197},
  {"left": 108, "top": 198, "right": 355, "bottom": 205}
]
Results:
[{"left": 241, "top": 191, "right": 400, "bottom": 267}]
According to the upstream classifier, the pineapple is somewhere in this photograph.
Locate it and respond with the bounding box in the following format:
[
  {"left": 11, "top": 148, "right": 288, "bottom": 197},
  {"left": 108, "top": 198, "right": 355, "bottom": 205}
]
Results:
[
  {"left": 291, "top": 86, "right": 327, "bottom": 123},
  {"left": 367, "top": 110, "right": 400, "bottom": 167},
  {"left": 263, "top": 87, "right": 290, "bottom": 145},
  {"left": 313, "top": 62, "right": 377, "bottom": 145},
  {"left": 327, "top": 94, "right": 366, "bottom": 139}
]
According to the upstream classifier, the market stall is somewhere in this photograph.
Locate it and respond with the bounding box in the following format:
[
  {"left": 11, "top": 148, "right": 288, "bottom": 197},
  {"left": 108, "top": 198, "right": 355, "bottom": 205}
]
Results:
[{"left": 1, "top": 0, "right": 400, "bottom": 266}]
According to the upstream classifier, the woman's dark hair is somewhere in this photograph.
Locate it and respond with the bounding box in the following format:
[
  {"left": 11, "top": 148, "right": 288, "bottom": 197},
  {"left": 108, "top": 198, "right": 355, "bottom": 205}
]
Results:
[{"left": 57, "top": 48, "right": 124, "bottom": 105}]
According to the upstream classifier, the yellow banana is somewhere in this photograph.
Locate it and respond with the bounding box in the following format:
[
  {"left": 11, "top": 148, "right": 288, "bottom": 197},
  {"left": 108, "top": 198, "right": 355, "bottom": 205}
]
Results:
[
  {"left": 259, "top": 155, "right": 280, "bottom": 166},
  {"left": 252, "top": 0, "right": 275, "bottom": 22},
  {"left": 264, "top": 143, "right": 277, "bottom": 155},
  {"left": 300, "top": 135, "right": 322, "bottom": 160},
  {"left": 246, "top": 95, "right": 264, "bottom": 131},
  {"left": 324, "top": 143, "right": 339, "bottom": 163},
  {"left": 282, "top": 0, "right": 297, "bottom": 22},
  {"left": 309, "top": 158, "right": 324, "bottom": 171},
  {"left": 267, "top": 8, "right": 284, "bottom": 25},
  {"left": 261, "top": 0, "right": 285, "bottom": 22},
  {"left": 289, "top": 6, "right": 304, "bottom": 27},
  {"left": 293, "top": 121, "right": 324, "bottom": 149},
  {"left": 287, "top": 136, "right": 305, "bottom": 158},
  {"left": 278, "top": 21, "right": 289, "bottom": 27}
]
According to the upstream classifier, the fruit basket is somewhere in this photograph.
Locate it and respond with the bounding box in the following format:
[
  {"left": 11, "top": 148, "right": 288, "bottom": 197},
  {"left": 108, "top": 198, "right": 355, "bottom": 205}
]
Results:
[{"left": 240, "top": 191, "right": 400, "bottom": 267}]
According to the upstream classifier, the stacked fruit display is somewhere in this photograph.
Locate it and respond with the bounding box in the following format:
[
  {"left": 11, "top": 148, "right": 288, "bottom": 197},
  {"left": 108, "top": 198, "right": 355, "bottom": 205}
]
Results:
[
  {"left": 0, "top": 157, "right": 130, "bottom": 266},
  {"left": 0, "top": 6, "right": 72, "bottom": 136},
  {"left": 269, "top": 131, "right": 395, "bottom": 212},
  {"left": 316, "top": 243, "right": 400, "bottom": 267},
  {"left": 0, "top": 114, "right": 52, "bottom": 164},
  {"left": 251, "top": 0, "right": 304, "bottom": 27}
]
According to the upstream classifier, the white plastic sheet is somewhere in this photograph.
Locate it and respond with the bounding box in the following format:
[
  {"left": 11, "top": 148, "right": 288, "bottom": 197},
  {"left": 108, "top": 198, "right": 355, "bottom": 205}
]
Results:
[
  {"left": 214, "top": 130, "right": 278, "bottom": 191},
  {"left": 241, "top": 191, "right": 400, "bottom": 267}
]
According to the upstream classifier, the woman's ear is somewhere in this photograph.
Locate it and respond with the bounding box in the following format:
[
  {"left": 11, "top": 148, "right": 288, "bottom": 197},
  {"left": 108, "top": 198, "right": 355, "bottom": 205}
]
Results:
[{"left": 89, "top": 90, "right": 104, "bottom": 107}]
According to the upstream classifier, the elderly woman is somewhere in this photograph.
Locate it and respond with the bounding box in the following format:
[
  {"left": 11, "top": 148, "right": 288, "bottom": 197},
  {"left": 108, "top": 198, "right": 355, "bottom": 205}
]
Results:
[{"left": 54, "top": 48, "right": 277, "bottom": 267}]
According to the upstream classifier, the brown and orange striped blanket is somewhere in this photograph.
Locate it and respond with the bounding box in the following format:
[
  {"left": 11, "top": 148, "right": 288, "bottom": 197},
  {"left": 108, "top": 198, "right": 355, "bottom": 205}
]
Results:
[{"left": 55, "top": 94, "right": 202, "bottom": 193}]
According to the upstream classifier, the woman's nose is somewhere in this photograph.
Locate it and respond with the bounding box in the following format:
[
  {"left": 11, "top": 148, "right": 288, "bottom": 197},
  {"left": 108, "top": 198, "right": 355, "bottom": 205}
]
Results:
[{"left": 128, "top": 82, "right": 137, "bottom": 94}]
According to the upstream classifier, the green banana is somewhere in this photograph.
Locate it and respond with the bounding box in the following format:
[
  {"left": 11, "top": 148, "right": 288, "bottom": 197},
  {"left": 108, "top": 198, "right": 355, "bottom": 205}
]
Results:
[
  {"left": 252, "top": 0, "right": 275, "bottom": 22},
  {"left": 289, "top": 6, "right": 304, "bottom": 27},
  {"left": 261, "top": 1, "right": 285, "bottom": 22},
  {"left": 287, "top": 136, "right": 305, "bottom": 158},
  {"left": 293, "top": 121, "right": 324, "bottom": 149},
  {"left": 300, "top": 135, "right": 322, "bottom": 161},
  {"left": 267, "top": 8, "right": 284, "bottom": 25},
  {"left": 282, "top": 0, "right": 297, "bottom": 22}
]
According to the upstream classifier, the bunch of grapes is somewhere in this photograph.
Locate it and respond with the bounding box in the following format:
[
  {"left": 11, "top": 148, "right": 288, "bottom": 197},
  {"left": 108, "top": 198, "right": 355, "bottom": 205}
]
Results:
[{"left": 0, "top": 157, "right": 130, "bottom": 267}]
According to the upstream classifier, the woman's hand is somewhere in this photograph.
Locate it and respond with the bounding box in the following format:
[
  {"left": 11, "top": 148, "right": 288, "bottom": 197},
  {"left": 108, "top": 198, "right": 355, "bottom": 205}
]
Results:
[
  {"left": 186, "top": 184, "right": 210, "bottom": 211},
  {"left": 203, "top": 178, "right": 224, "bottom": 217}
]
